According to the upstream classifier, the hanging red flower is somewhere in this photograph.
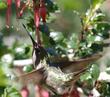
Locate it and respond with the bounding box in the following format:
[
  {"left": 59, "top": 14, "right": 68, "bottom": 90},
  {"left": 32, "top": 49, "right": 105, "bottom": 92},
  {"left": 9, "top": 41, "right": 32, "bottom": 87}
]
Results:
[
  {"left": 19, "top": 0, "right": 30, "bottom": 17},
  {"left": 6, "top": 0, "right": 12, "bottom": 28},
  {"left": 15, "top": 0, "right": 21, "bottom": 18},
  {"left": 40, "top": 0, "right": 46, "bottom": 23},
  {"left": 33, "top": 0, "right": 41, "bottom": 45},
  {"left": 35, "top": 85, "right": 49, "bottom": 97},
  {"left": 21, "top": 86, "right": 29, "bottom": 97},
  {"left": 34, "top": 6, "right": 40, "bottom": 28}
]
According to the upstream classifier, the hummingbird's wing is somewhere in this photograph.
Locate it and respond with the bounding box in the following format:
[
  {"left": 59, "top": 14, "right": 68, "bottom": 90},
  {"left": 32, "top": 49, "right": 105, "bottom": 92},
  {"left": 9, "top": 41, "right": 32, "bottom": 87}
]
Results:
[
  {"left": 14, "top": 68, "right": 45, "bottom": 86},
  {"left": 65, "top": 67, "right": 88, "bottom": 85},
  {"left": 49, "top": 53, "right": 102, "bottom": 73},
  {"left": 62, "top": 54, "right": 102, "bottom": 73}
]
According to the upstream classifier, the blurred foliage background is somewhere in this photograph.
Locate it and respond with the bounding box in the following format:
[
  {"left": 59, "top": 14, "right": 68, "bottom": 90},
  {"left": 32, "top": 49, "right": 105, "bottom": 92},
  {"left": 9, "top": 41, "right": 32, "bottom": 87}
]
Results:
[{"left": 0, "top": 0, "right": 110, "bottom": 97}]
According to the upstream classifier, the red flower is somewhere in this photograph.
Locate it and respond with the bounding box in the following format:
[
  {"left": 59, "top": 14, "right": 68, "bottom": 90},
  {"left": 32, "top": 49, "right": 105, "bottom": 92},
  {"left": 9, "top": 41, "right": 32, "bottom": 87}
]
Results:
[
  {"left": 35, "top": 85, "right": 49, "bottom": 97},
  {"left": 6, "top": 0, "right": 12, "bottom": 28},
  {"left": 40, "top": 0, "right": 46, "bottom": 23},
  {"left": 7, "top": 0, "right": 12, "bottom": 6},
  {"left": 33, "top": 0, "right": 41, "bottom": 45},
  {"left": 34, "top": 6, "right": 40, "bottom": 28},
  {"left": 15, "top": 0, "right": 21, "bottom": 18},
  {"left": 62, "top": 88, "right": 80, "bottom": 97},
  {"left": 19, "top": 3, "right": 27, "bottom": 17},
  {"left": 21, "top": 86, "right": 29, "bottom": 97},
  {"left": 19, "top": 0, "right": 30, "bottom": 17}
]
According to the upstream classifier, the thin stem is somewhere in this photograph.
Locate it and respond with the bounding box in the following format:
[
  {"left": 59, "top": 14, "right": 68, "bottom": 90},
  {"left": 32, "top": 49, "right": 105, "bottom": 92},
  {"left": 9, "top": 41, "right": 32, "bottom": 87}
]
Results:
[{"left": 36, "top": 27, "right": 41, "bottom": 45}]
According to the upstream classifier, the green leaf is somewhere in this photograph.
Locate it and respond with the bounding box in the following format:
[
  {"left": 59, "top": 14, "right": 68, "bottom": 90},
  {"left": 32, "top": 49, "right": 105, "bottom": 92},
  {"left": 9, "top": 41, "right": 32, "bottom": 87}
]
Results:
[
  {"left": 0, "top": 1, "right": 7, "bottom": 9},
  {"left": 0, "top": 64, "right": 8, "bottom": 87},
  {"left": 90, "top": 43, "right": 103, "bottom": 53},
  {"left": 106, "top": 68, "right": 110, "bottom": 74},
  {"left": 42, "top": 33, "right": 51, "bottom": 47},
  {"left": 68, "top": 33, "right": 79, "bottom": 49},
  {"left": 94, "top": 22, "right": 110, "bottom": 39},
  {"left": 14, "top": 45, "right": 30, "bottom": 60},
  {"left": 80, "top": 72, "right": 92, "bottom": 81},
  {"left": 90, "top": 64, "right": 100, "bottom": 80},
  {"left": 90, "top": 0, "right": 104, "bottom": 7},
  {"left": 23, "top": 65, "right": 33, "bottom": 73},
  {"left": 95, "top": 22, "right": 110, "bottom": 31},
  {"left": 87, "top": 34, "right": 95, "bottom": 43},
  {"left": 0, "top": 86, "right": 5, "bottom": 95},
  {"left": 92, "top": 13, "right": 106, "bottom": 21},
  {"left": 1, "top": 86, "right": 21, "bottom": 97},
  {"left": 50, "top": 32, "right": 64, "bottom": 42}
]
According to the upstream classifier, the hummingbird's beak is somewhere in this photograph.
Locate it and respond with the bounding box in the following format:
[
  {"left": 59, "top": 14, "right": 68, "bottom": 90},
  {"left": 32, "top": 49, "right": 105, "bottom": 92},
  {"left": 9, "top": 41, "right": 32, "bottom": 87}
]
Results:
[{"left": 22, "top": 24, "right": 38, "bottom": 48}]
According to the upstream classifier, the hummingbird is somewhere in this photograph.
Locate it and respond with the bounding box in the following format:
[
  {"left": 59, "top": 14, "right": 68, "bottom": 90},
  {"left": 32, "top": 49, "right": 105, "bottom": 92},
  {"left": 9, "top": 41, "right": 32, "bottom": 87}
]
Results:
[
  {"left": 15, "top": 24, "right": 102, "bottom": 95},
  {"left": 48, "top": 53, "right": 102, "bottom": 73}
]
